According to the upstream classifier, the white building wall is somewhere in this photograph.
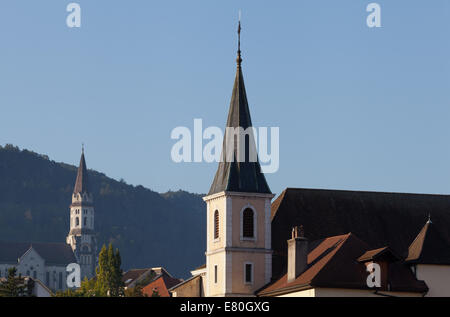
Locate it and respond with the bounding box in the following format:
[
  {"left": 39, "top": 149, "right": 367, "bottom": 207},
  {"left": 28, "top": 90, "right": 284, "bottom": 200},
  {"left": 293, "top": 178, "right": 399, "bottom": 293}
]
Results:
[
  {"left": 17, "top": 248, "right": 45, "bottom": 283},
  {"left": 0, "top": 254, "right": 68, "bottom": 292},
  {"left": 416, "top": 264, "right": 450, "bottom": 297}
]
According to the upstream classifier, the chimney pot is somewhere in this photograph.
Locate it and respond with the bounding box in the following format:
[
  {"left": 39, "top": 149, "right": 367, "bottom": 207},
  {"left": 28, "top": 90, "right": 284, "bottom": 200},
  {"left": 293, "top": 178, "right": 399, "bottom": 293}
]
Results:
[{"left": 287, "top": 225, "right": 308, "bottom": 283}]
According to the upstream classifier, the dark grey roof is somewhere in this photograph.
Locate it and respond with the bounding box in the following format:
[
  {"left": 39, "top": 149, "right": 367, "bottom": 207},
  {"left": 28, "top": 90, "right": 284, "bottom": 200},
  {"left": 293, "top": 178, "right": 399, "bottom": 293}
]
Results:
[
  {"left": 73, "top": 151, "right": 90, "bottom": 194},
  {"left": 0, "top": 241, "right": 76, "bottom": 265},
  {"left": 208, "top": 48, "right": 271, "bottom": 195},
  {"left": 271, "top": 188, "right": 450, "bottom": 278},
  {"left": 0, "top": 241, "right": 30, "bottom": 264}
]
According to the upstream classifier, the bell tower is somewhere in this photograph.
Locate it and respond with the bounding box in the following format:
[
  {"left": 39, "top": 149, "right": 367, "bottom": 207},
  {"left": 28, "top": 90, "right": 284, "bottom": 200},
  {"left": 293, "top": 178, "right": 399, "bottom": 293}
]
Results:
[
  {"left": 203, "top": 21, "right": 274, "bottom": 297},
  {"left": 66, "top": 147, "right": 97, "bottom": 280}
]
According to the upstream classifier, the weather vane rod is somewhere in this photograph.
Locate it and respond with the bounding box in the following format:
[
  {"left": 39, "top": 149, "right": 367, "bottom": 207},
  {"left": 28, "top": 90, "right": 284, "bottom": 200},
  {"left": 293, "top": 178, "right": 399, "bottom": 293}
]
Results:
[{"left": 237, "top": 10, "right": 242, "bottom": 66}]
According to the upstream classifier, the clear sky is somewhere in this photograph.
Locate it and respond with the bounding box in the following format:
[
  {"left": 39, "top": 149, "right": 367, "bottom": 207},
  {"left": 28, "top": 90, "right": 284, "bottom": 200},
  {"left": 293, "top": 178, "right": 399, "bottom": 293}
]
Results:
[{"left": 1, "top": 1, "right": 449, "bottom": 196}]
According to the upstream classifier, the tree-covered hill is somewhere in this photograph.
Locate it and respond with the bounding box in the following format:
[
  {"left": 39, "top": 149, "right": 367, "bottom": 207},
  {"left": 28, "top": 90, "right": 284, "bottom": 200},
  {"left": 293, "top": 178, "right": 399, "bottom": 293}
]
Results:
[{"left": 0, "top": 144, "right": 205, "bottom": 278}]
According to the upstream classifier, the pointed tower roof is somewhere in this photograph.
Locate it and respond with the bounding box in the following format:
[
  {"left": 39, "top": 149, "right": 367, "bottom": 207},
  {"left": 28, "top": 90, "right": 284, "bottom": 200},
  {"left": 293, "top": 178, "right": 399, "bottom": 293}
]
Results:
[
  {"left": 208, "top": 21, "right": 271, "bottom": 196},
  {"left": 73, "top": 147, "right": 90, "bottom": 194},
  {"left": 405, "top": 217, "right": 450, "bottom": 265}
]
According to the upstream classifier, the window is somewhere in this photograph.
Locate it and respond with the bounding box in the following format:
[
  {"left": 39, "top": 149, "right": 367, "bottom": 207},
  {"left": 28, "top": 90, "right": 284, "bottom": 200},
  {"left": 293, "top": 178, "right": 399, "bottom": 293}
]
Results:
[
  {"left": 26, "top": 270, "right": 30, "bottom": 276},
  {"left": 59, "top": 272, "right": 63, "bottom": 289},
  {"left": 214, "top": 210, "right": 219, "bottom": 240},
  {"left": 46, "top": 272, "right": 50, "bottom": 286},
  {"left": 33, "top": 271, "right": 37, "bottom": 279},
  {"left": 84, "top": 217, "right": 87, "bottom": 226},
  {"left": 76, "top": 217, "right": 79, "bottom": 226},
  {"left": 245, "top": 263, "right": 253, "bottom": 284},
  {"left": 243, "top": 208, "right": 254, "bottom": 238},
  {"left": 214, "top": 265, "right": 218, "bottom": 284}
]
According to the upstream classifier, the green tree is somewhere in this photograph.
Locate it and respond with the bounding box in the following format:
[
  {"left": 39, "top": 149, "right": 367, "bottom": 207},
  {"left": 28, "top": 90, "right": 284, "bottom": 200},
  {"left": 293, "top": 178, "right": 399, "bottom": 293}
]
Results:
[
  {"left": 94, "top": 244, "right": 109, "bottom": 296},
  {"left": 0, "top": 267, "right": 28, "bottom": 297},
  {"left": 94, "top": 243, "right": 124, "bottom": 297},
  {"left": 54, "top": 244, "right": 124, "bottom": 297}
]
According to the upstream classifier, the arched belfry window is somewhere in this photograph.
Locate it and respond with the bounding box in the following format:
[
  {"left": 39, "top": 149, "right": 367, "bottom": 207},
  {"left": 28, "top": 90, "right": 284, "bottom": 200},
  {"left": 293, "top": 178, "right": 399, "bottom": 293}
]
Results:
[
  {"left": 243, "top": 208, "right": 254, "bottom": 238},
  {"left": 214, "top": 210, "right": 219, "bottom": 240},
  {"left": 76, "top": 217, "right": 80, "bottom": 226}
]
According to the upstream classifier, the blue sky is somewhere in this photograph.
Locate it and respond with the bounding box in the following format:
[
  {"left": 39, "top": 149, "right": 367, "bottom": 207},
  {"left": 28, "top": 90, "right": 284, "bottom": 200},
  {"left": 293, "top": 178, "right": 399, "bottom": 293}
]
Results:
[{"left": 0, "top": 1, "right": 449, "bottom": 196}]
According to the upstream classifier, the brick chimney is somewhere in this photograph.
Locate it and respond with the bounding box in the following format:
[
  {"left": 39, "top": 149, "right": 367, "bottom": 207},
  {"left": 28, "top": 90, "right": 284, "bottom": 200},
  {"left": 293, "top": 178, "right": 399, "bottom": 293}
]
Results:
[{"left": 287, "top": 225, "right": 308, "bottom": 283}]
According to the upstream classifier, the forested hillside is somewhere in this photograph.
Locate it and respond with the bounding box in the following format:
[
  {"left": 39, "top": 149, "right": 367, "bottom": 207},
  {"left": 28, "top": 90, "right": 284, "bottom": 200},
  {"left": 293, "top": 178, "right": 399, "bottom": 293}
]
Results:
[{"left": 0, "top": 144, "right": 205, "bottom": 278}]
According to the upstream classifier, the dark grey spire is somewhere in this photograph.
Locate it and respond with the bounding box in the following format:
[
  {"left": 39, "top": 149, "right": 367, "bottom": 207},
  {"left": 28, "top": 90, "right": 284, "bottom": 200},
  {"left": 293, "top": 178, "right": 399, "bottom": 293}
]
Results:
[
  {"left": 208, "top": 22, "right": 271, "bottom": 195},
  {"left": 73, "top": 148, "right": 90, "bottom": 194}
]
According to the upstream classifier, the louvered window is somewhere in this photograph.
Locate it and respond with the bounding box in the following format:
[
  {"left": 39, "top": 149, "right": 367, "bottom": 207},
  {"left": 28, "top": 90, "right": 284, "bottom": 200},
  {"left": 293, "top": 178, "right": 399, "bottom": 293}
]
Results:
[{"left": 214, "top": 210, "right": 219, "bottom": 240}]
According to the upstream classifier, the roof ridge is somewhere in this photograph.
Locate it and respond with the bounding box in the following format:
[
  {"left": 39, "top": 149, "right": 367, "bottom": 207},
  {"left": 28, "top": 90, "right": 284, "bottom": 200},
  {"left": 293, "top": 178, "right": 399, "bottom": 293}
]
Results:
[{"left": 284, "top": 187, "right": 450, "bottom": 197}]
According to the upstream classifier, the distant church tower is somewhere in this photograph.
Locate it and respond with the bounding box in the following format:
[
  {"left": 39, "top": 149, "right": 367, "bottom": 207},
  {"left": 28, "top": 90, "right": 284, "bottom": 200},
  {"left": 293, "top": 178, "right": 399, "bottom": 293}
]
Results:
[
  {"left": 66, "top": 148, "right": 97, "bottom": 280},
  {"left": 203, "top": 21, "right": 274, "bottom": 296}
]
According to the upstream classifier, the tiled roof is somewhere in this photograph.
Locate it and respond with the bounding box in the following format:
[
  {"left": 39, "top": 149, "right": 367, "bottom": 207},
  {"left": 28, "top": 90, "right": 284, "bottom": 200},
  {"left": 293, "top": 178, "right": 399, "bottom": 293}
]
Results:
[
  {"left": 258, "top": 233, "right": 428, "bottom": 296},
  {"left": 142, "top": 272, "right": 182, "bottom": 297},
  {"left": 122, "top": 268, "right": 152, "bottom": 286},
  {"left": 271, "top": 188, "right": 450, "bottom": 277},
  {"left": 357, "top": 247, "right": 399, "bottom": 262},
  {"left": 0, "top": 241, "right": 76, "bottom": 265}
]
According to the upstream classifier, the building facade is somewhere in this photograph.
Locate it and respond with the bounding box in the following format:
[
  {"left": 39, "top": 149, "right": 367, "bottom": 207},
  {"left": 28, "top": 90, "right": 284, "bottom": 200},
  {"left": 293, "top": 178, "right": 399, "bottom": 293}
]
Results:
[{"left": 0, "top": 241, "right": 76, "bottom": 292}]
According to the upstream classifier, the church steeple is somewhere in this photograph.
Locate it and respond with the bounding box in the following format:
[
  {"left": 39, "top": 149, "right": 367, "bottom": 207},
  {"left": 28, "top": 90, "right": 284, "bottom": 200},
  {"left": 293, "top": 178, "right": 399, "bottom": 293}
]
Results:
[
  {"left": 208, "top": 21, "right": 271, "bottom": 195},
  {"left": 67, "top": 148, "right": 97, "bottom": 280},
  {"left": 203, "top": 20, "right": 274, "bottom": 297},
  {"left": 73, "top": 147, "right": 90, "bottom": 195}
]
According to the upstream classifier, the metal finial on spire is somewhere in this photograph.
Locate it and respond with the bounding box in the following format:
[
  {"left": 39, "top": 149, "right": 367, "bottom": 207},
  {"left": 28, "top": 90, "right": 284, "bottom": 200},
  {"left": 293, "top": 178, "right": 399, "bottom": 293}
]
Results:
[
  {"left": 237, "top": 10, "right": 242, "bottom": 67},
  {"left": 82, "top": 143, "right": 84, "bottom": 154},
  {"left": 427, "top": 213, "right": 432, "bottom": 224}
]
